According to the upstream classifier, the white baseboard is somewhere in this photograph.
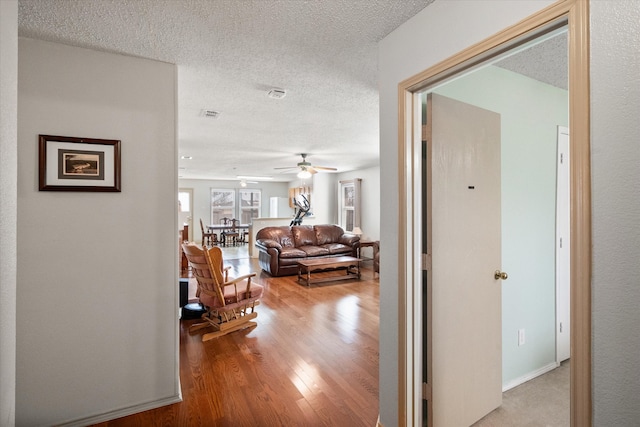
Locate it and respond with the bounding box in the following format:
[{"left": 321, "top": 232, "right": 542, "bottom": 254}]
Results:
[
  {"left": 56, "top": 394, "right": 183, "bottom": 427},
  {"left": 502, "top": 361, "right": 559, "bottom": 392}
]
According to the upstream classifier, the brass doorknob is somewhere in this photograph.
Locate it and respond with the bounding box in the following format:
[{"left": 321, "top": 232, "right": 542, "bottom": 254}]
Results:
[{"left": 494, "top": 270, "right": 508, "bottom": 280}]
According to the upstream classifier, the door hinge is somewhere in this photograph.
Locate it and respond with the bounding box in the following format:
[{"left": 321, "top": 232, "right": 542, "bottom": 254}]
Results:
[
  {"left": 422, "top": 254, "right": 432, "bottom": 271},
  {"left": 422, "top": 382, "right": 432, "bottom": 401}
]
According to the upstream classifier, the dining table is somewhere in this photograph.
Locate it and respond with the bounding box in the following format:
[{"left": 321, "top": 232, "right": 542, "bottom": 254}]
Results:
[{"left": 207, "top": 224, "right": 249, "bottom": 246}]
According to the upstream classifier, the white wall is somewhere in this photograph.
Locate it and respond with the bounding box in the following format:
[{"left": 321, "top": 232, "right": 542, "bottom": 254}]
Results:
[
  {"left": 0, "top": 1, "right": 18, "bottom": 425},
  {"left": 591, "top": 1, "right": 640, "bottom": 424},
  {"left": 433, "top": 66, "right": 568, "bottom": 387},
  {"left": 378, "top": 1, "right": 555, "bottom": 424},
  {"left": 305, "top": 173, "right": 333, "bottom": 224},
  {"left": 17, "top": 39, "right": 179, "bottom": 425}
]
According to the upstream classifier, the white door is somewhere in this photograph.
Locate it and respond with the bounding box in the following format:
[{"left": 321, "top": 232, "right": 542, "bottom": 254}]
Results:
[
  {"left": 430, "top": 93, "right": 503, "bottom": 426},
  {"left": 556, "top": 126, "right": 571, "bottom": 363}
]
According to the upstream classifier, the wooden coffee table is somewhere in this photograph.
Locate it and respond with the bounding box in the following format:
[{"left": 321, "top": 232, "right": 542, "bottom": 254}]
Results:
[{"left": 297, "top": 256, "right": 361, "bottom": 287}]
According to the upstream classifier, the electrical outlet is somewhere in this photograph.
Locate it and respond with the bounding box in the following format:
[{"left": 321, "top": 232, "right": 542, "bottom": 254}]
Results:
[{"left": 518, "top": 329, "right": 525, "bottom": 346}]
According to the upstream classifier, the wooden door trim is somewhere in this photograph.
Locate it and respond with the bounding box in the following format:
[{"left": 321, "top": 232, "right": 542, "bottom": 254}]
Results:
[{"left": 396, "top": 0, "right": 591, "bottom": 425}]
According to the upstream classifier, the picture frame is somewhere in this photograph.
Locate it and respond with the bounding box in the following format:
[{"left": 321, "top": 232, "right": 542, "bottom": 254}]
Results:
[{"left": 38, "top": 134, "right": 121, "bottom": 192}]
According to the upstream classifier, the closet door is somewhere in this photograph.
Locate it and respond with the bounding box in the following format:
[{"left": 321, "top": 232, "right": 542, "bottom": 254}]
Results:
[{"left": 429, "top": 93, "right": 503, "bottom": 426}]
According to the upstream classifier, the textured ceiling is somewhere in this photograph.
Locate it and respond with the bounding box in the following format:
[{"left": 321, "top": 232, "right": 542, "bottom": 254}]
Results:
[
  {"left": 18, "top": 1, "right": 567, "bottom": 182},
  {"left": 496, "top": 32, "right": 568, "bottom": 90},
  {"left": 18, "top": 0, "right": 434, "bottom": 182}
]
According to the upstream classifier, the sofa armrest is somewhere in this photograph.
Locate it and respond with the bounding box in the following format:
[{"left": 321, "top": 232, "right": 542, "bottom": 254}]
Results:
[
  {"left": 339, "top": 234, "right": 360, "bottom": 246},
  {"left": 255, "top": 238, "right": 283, "bottom": 251},
  {"left": 255, "top": 240, "right": 283, "bottom": 276}
]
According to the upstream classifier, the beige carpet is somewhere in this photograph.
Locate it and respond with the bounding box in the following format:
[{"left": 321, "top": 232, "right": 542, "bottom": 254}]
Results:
[{"left": 473, "top": 361, "right": 570, "bottom": 426}]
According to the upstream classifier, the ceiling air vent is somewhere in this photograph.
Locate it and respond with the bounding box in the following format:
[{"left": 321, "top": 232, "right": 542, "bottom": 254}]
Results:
[
  {"left": 267, "top": 88, "right": 286, "bottom": 99},
  {"left": 201, "top": 109, "right": 221, "bottom": 118}
]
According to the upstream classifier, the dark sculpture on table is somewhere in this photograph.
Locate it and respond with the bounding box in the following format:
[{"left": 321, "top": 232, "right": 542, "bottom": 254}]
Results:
[{"left": 290, "top": 194, "right": 310, "bottom": 226}]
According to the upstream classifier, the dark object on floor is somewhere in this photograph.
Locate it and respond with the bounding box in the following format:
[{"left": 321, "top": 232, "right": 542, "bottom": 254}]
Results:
[
  {"left": 181, "top": 302, "right": 206, "bottom": 320},
  {"left": 179, "top": 278, "right": 189, "bottom": 307}
]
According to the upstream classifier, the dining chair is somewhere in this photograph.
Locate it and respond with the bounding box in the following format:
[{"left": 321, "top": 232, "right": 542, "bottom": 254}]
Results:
[
  {"left": 200, "top": 218, "right": 217, "bottom": 246},
  {"left": 220, "top": 217, "right": 239, "bottom": 246}
]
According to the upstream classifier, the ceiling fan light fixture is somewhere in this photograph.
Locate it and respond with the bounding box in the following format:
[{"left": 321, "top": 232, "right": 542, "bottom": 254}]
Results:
[{"left": 297, "top": 169, "right": 312, "bottom": 179}]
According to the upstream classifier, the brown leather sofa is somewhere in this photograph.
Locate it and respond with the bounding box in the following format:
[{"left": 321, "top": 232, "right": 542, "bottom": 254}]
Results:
[{"left": 255, "top": 224, "right": 360, "bottom": 277}]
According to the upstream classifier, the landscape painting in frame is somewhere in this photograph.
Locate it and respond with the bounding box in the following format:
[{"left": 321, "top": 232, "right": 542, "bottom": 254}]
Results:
[
  {"left": 39, "top": 134, "right": 121, "bottom": 192},
  {"left": 59, "top": 149, "right": 103, "bottom": 180}
]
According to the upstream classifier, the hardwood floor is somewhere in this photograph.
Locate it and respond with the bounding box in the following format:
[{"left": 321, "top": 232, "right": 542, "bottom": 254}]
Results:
[{"left": 93, "top": 257, "right": 380, "bottom": 426}]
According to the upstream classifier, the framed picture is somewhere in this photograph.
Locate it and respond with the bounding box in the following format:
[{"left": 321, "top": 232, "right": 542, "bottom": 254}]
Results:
[{"left": 38, "top": 134, "right": 121, "bottom": 192}]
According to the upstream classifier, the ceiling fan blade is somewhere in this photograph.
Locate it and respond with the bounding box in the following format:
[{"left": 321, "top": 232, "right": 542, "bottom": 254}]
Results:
[{"left": 275, "top": 155, "right": 337, "bottom": 175}]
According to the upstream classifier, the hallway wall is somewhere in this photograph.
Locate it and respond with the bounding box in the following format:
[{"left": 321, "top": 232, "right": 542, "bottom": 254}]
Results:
[
  {"left": 0, "top": 1, "right": 18, "bottom": 425},
  {"left": 16, "top": 39, "right": 178, "bottom": 425}
]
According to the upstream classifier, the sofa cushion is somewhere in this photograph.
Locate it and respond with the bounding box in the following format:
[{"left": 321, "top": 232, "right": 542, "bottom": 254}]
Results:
[
  {"left": 292, "top": 225, "right": 317, "bottom": 247},
  {"left": 299, "top": 245, "right": 330, "bottom": 257},
  {"left": 321, "top": 243, "right": 352, "bottom": 255},
  {"left": 315, "top": 224, "right": 347, "bottom": 245},
  {"left": 279, "top": 247, "right": 308, "bottom": 258},
  {"left": 256, "top": 226, "right": 295, "bottom": 247}
]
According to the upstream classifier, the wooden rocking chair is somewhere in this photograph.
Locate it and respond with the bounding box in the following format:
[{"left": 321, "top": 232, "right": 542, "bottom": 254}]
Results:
[{"left": 182, "top": 243, "right": 263, "bottom": 341}]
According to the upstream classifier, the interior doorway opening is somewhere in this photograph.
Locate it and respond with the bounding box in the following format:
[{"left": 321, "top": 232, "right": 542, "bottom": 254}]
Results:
[
  {"left": 395, "top": 1, "right": 591, "bottom": 425},
  {"left": 418, "top": 26, "right": 570, "bottom": 425}
]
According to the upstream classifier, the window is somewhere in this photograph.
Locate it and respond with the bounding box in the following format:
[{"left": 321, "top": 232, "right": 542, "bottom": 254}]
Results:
[
  {"left": 211, "top": 189, "right": 235, "bottom": 224},
  {"left": 210, "top": 188, "right": 262, "bottom": 225},
  {"left": 239, "top": 189, "right": 261, "bottom": 225},
  {"left": 338, "top": 179, "right": 361, "bottom": 232},
  {"left": 341, "top": 183, "right": 355, "bottom": 231}
]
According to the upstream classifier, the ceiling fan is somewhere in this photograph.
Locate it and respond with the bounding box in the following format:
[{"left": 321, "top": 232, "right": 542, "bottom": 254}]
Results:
[{"left": 275, "top": 153, "right": 337, "bottom": 178}]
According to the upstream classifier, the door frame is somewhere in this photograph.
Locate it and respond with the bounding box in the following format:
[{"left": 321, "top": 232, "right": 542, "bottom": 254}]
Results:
[
  {"left": 556, "top": 126, "right": 571, "bottom": 364},
  {"left": 396, "top": 1, "right": 591, "bottom": 426}
]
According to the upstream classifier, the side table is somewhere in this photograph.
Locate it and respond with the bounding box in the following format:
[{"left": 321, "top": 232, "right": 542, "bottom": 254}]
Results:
[
  {"left": 358, "top": 240, "right": 377, "bottom": 261},
  {"left": 358, "top": 241, "right": 380, "bottom": 276}
]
